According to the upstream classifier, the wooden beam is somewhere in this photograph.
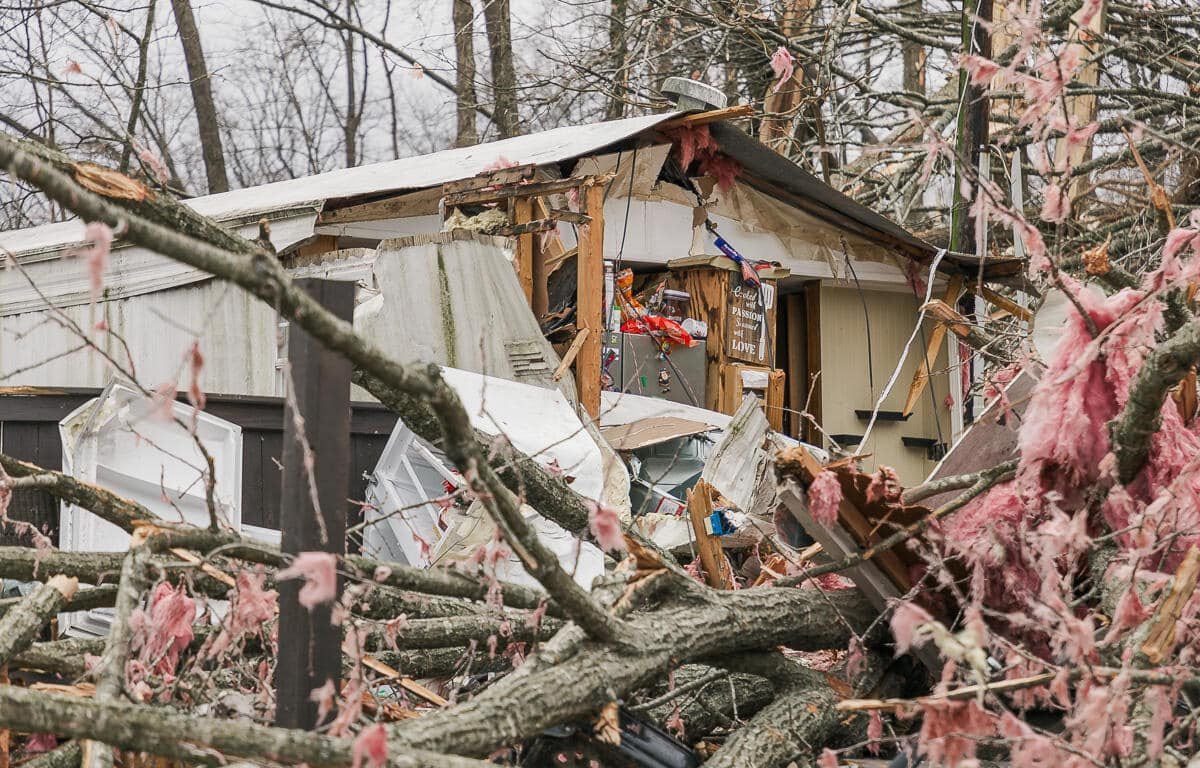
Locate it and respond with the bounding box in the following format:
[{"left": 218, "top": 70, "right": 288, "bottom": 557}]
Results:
[
  {"left": 275, "top": 278, "right": 353, "bottom": 731},
  {"left": 442, "top": 172, "right": 614, "bottom": 207},
  {"left": 552, "top": 328, "right": 589, "bottom": 382},
  {"left": 686, "top": 480, "right": 735, "bottom": 589},
  {"left": 922, "top": 299, "right": 993, "bottom": 353},
  {"left": 972, "top": 284, "right": 1032, "bottom": 322},
  {"left": 491, "top": 218, "right": 558, "bottom": 236},
  {"left": 317, "top": 187, "right": 443, "bottom": 225},
  {"left": 355, "top": 644, "right": 448, "bottom": 707},
  {"left": 1055, "top": 0, "right": 1106, "bottom": 202},
  {"left": 292, "top": 234, "right": 337, "bottom": 265},
  {"left": 657, "top": 104, "right": 755, "bottom": 131},
  {"left": 441, "top": 164, "right": 536, "bottom": 195},
  {"left": 512, "top": 196, "right": 534, "bottom": 305},
  {"left": 576, "top": 184, "right": 605, "bottom": 418},
  {"left": 902, "top": 276, "right": 962, "bottom": 417}
]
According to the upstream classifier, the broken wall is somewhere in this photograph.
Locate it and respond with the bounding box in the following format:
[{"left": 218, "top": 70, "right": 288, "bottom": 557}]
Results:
[{"left": 818, "top": 285, "right": 953, "bottom": 484}]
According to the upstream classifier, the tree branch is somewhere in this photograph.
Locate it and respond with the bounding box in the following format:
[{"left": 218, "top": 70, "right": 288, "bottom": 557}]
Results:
[{"left": 1112, "top": 319, "right": 1200, "bottom": 483}]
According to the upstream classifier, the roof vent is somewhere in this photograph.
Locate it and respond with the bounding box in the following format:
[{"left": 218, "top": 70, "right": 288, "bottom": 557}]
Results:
[{"left": 661, "top": 77, "right": 727, "bottom": 112}]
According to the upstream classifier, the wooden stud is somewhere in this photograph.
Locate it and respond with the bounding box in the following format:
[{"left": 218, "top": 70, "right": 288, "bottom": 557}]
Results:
[
  {"left": 512, "top": 196, "right": 535, "bottom": 306},
  {"left": 686, "top": 480, "right": 735, "bottom": 589},
  {"left": 576, "top": 184, "right": 605, "bottom": 418},
  {"left": 552, "top": 328, "right": 590, "bottom": 382},
  {"left": 275, "top": 278, "right": 353, "bottom": 731},
  {"left": 902, "top": 276, "right": 962, "bottom": 418},
  {"left": 671, "top": 267, "right": 730, "bottom": 412},
  {"left": 803, "top": 281, "right": 823, "bottom": 446},
  {"left": 354, "top": 644, "right": 448, "bottom": 707}
]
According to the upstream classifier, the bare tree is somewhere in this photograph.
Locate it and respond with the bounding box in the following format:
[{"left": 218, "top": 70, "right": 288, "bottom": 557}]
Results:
[
  {"left": 481, "top": 0, "right": 520, "bottom": 137},
  {"left": 169, "top": 0, "right": 229, "bottom": 193},
  {"left": 453, "top": 0, "right": 480, "bottom": 146}
]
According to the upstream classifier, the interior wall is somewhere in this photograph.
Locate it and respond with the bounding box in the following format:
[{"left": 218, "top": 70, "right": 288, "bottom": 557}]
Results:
[{"left": 817, "top": 284, "right": 952, "bottom": 485}]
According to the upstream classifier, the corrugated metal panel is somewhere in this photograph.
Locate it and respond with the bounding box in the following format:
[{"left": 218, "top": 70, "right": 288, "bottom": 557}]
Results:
[
  {"left": 0, "top": 279, "right": 279, "bottom": 394},
  {"left": 354, "top": 232, "right": 571, "bottom": 395},
  {"left": 818, "top": 285, "right": 951, "bottom": 484}
]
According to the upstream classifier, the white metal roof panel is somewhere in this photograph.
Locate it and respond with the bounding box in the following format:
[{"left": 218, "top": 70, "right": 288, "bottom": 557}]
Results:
[{"left": 0, "top": 113, "right": 677, "bottom": 257}]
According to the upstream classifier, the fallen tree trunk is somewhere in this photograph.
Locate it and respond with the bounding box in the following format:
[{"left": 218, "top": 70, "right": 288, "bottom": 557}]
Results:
[
  {"left": 0, "top": 685, "right": 490, "bottom": 768},
  {"left": 704, "top": 654, "right": 843, "bottom": 768},
  {"left": 0, "top": 575, "right": 78, "bottom": 664},
  {"left": 11, "top": 637, "right": 105, "bottom": 679},
  {"left": 386, "top": 586, "right": 875, "bottom": 756},
  {"left": 0, "top": 584, "right": 117, "bottom": 618}
]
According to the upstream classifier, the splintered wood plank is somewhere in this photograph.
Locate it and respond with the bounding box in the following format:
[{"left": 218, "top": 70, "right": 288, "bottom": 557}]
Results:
[
  {"left": 974, "top": 284, "right": 1032, "bottom": 322},
  {"left": 532, "top": 197, "right": 563, "bottom": 315},
  {"left": 552, "top": 328, "right": 589, "bottom": 382},
  {"left": 1141, "top": 547, "right": 1200, "bottom": 664},
  {"left": 576, "top": 184, "right": 605, "bottom": 418},
  {"left": 657, "top": 104, "right": 755, "bottom": 130},
  {"left": 673, "top": 267, "right": 731, "bottom": 412},
  {"left": 783, "top": 447, "right": 913, "bottom": 593},
  {"left": 686, "top": 481, "right": 735, "bottom": 589},
  {"left": 441, "top": 164, "right": 536, "bottom": 195},
  {"left": 766, "top": 369, "right": 786, "bottom": 432},
  {"left": 513, "top": 196, "right": 534, "bottom": 305},
  {"left": 356, "top": 646, "right": 448, "bottom": 707},
  {"left": 443, "top": 172, "right": 613, "bottom": 207},
  {"left": 903, "top": 276, "right": 961, "bottom": 417}
]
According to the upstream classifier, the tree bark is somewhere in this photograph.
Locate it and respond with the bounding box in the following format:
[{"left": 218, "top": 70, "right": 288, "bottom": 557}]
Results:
[
  {"left": 11, "top": 637, "right": 105, "bottom": 679},
  {"left": 605, "top": 0, "right": 629, "bottom": 120},
  {"left": 119, "top": 0, "right": 158, "bottom": 173},
  {"left": 0, "top": 575, "right": 77, "bottom": 664},
  {"left": 0, "top": 686, "right": 489, "bottom": 768},
  {"left": 168, "top": 0, "right": 229, "bottom": 193},
  {"left": 704, "top": 654, "right": 843, "bottom": 768},
  {"left": 452, "top": 0, "right": 479, "bottom": 146},
  {"left": 481, "top": 0, "right": 519, "bottom": 137},
  {"left": 386, "top": 587, "right": 874, "bottom": 756}
]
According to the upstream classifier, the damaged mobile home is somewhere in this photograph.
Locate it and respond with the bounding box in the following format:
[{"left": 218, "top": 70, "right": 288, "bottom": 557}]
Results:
[{"left": 0, "top": 89, "right": 1022, "bottom": 606}]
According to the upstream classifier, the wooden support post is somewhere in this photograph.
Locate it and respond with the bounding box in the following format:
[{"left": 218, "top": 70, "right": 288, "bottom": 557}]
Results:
[
  {"left": 576, "top": 183, "right": 605, "bottom": 418},
  {"left": 513, "top": 196, "right": 535, "bottom": 306},
  {"left": 275, "top": 278, "right": 354, "bottom": 731},
  {"left": 686, "top": 480, "right": 734, "bottom": 589},
  {"left": 766, "top": 370, "right": 786, "bottom": 432},
  {"left": 532, "top": 198, "right": 558, "bottom": 318},
  {"left": 903, "top": 276, "right": 963, "bottom": 417},
  {"left": 803, "top": 281, "right": 822, "bottom": 446}
]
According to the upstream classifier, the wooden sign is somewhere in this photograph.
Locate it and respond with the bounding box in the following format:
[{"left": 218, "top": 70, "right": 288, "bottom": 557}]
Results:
[{"left": 725, "top": 277, "right": 774, "bottom": 365}]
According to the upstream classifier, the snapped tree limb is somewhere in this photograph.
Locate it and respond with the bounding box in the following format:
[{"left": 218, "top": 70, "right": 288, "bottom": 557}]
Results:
[{"left": 0, "top": 574, "right": 78, "bottom": 664}]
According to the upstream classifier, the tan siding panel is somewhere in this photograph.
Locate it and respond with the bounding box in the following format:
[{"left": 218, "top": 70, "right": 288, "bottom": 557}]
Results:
[{"left": 818, "top": 285, "right": 951, "bottom": 484}]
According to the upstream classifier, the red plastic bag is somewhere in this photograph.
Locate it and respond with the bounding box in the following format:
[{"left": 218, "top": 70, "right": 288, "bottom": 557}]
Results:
[{"left": 620, "top": 314, "right": 695, "bottom": 347}]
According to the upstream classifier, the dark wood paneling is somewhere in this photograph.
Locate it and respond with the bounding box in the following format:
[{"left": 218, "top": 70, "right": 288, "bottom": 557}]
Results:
[
  {"left": 0, "top": 390, "right": 398, "bottom": 542},
  {"left": 0, "top": 421, "right": 63, "bottom": 545}
]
